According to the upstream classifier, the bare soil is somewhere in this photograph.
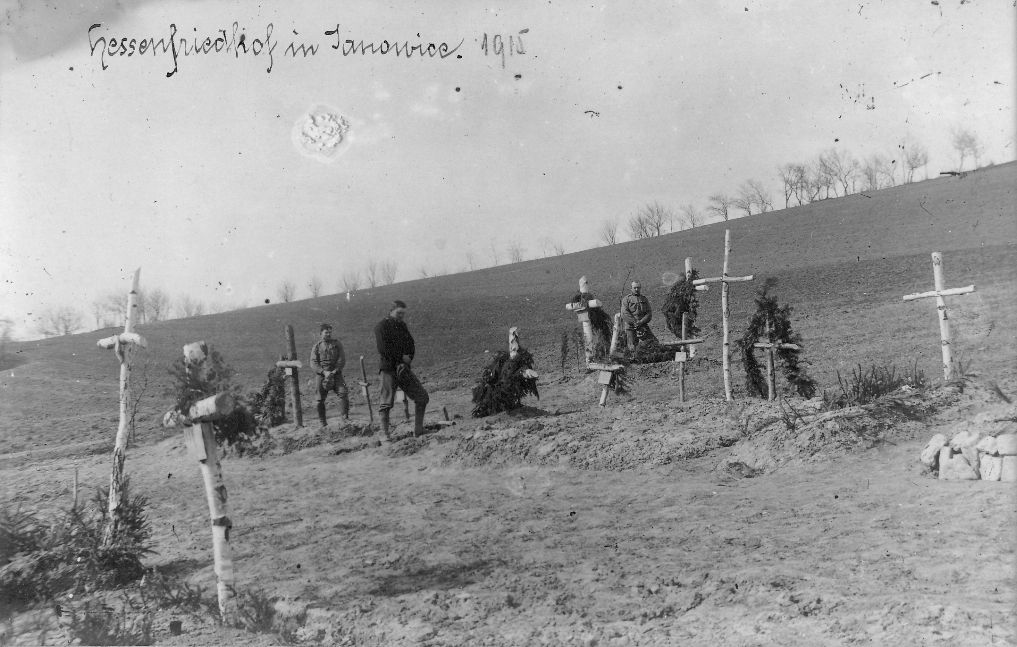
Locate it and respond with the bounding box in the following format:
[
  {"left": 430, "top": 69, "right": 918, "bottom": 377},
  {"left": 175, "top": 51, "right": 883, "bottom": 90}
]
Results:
[{"left": 3, "top": 370, "right": 1014, "bottom": 646}]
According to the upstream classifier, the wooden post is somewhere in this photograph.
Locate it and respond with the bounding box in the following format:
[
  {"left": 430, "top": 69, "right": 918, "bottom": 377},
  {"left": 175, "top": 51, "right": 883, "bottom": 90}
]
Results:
[
  {"left": 673, "top": 313, "right": 706, "bottom": 404},
  {"left": 692, "top": 231, "right": 754, "bottom": 401},
  {"left": 902, "top": 252, "right": 976, "bottom": 380},
  {"left": 97, "top": 268, "right": 147, "bottom": 547},
  {"left": 509, "top": 327, "right": 520, "bottom": 359},
  {"left": 765, "top": 320, "right": 776, "bottom": 401},
  {"left": 682, "top": 257, "right": 709, "bottom": 360},
  {"left": 358, "top": 356, "right": 374, "bottom": 426},
  {"left": 751, "top": 319, "right": 801, "bottom": 401},
  {"left": 275, "top": 325, "right": 303, "bottom": 427},
  {"left": 163, "top": 343, "right": 237, "bottom": 624}
]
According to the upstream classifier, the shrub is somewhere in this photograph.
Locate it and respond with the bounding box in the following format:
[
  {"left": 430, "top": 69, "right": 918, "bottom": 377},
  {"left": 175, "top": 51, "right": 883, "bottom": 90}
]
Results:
[
  {"left": 471, "top": 349, "right": 540, "bottom": 417},
  {"left": 167, "top": 344, "right": 259, "bottom": 448},
  {"left": 249, "top": 367, "right": 287, "bottom": 428},
  {"left": 0, "top": 478, "right": 153, "bottom": 612},
  {"left": 662, "top": 267, "right": 701, "bottom": 339},
  {"left": 63, "top": 596, "right": 153, "bottom": 646},
  {"left": 737, "top": 279, "right": 817, "bottom": 399},
  {"left": 823, "top": 362, "right": 927, "bottom": 409}
]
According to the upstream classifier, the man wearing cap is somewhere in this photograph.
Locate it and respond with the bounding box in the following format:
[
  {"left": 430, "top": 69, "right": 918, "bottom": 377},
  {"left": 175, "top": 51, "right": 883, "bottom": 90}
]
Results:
[
  {"left": 310, "top": 323, "right": 349, "bottom": 427},
  {"left": 621, "top": 281, "right": 654, "bottom": 349},
  {"left": 374, "top": 300, "right": 429, "bottom": 443}
]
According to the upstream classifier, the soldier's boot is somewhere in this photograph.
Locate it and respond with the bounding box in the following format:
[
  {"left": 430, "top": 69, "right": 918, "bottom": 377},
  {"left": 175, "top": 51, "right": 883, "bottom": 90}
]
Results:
[
  {"left": 413, "top": 402, "right": 427, "bottom": 437},
  {"left": 316, "top": 402, "right": 327, "bottom": 428},
  {"left": 340, "top": 395, "right": 350, "bottom": 422},
  {"left": 378, "top": 409, "right": 390, "bottom": 444}
]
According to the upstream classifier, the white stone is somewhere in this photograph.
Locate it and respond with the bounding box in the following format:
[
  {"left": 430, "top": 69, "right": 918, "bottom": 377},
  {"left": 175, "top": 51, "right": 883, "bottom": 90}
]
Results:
[
  {"left": 976, "top": 435, "right": 998, "bottom": 455},
  {"left": 939, "top": 448, "right": 977, "bottom": 480},
  {"left": 1001, "top": 456, "right": 1017, "bottom": 483},
  {"left": 921, "top": 434, "right": 948, "bottom": 466},
  {"left": 949, "top": 428, "right": 981, "bottom": 450},
  {"left": 979, "top": 454, "right": 1003, "bottom": 481},
  {"left": 996, "top": 434, "right": 1017, "bottom": 456},
  {"left": 961, "top": 446, "right": 981, "bottom": 479}
]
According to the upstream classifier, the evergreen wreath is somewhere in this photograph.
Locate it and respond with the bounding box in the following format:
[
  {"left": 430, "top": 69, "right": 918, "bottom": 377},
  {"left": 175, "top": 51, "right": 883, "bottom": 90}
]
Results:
[
  {"left": 167, "top": 344, "right": 258, "bottom": 447},
  {"left": 471, "top": 348, "right": 540, "bottom": 417},
  {"left": 662, "top": 268, "right": 701, "bottom": 340},
  {"left": 736, "top": 279, "right": 817, "bottom": 399},
  {"left": 569, "top": 291, "right": 613, "bottom": 360},
  {"left": 248, "top": 367, "right": 287, "bottom": 428}
]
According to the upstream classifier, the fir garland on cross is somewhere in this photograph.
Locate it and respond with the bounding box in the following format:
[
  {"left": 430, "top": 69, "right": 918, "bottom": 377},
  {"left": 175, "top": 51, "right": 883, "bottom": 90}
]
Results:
[
  {"left": 471, "top": 348, "right": 540, "bottom": 417},
  {"left": 736, "top": 279, "right": 818, "bottom": 399},
  {"left": 662, "top": 267, "right": 701, "bottom": 340}
]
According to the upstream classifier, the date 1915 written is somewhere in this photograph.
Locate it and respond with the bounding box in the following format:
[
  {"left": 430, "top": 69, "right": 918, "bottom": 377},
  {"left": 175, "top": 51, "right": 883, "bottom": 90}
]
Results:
[{"left": 480, "top": 29, "right": 527, "bottom": 68}]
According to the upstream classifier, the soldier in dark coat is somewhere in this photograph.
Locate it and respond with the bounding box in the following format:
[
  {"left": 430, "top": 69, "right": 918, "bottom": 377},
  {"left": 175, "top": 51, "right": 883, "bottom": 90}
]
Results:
[
  {"left": 374, "top": 300, "right": 429, "bottom": 442},
  {"left": 621, "top": 281, "right": 655, "bottom": 348}
]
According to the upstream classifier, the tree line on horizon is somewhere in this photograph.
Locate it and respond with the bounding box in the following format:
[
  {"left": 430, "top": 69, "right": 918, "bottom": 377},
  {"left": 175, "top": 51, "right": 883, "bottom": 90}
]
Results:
[{"left": 18, "top": 127, "right": 995, "bottom": 340}]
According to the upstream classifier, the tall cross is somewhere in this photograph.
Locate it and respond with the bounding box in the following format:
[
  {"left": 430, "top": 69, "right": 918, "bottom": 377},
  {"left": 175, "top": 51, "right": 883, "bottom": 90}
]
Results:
[
  {"left": 96, "top": 268, "right": 147, "bottom": 547},
  {"left": 902, "top": 251, "right": 975, "bottom": 380},
  {"left": 692, "top": 230, "right": 754, "bottom": 401}
]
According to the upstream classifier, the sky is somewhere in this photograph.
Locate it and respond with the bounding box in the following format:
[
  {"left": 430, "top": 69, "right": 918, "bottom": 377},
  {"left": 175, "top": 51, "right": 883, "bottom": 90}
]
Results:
[{"left": 0, "top": 0, "right": 1013, "bottom": 340}]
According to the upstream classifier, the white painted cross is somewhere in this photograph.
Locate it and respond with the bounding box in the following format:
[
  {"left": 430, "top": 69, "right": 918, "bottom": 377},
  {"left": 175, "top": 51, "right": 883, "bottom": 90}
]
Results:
[
  {"left": 902, "top": 251, "right": 976, "bottom": 380},
  {"left": 751, "top": 318, "right": 801, "bottom": 401},
  {"left": 162, "top": 341, "right": 238, "bottom": 624},
  {"left": 96, "top": 268, "right": 147, "bottom": 547},
  {"left": 692, "top": 230, "right": 754, "bottom": 401},
  {"left": 564, "top": 276, "right": 603, "bottom": 364}
]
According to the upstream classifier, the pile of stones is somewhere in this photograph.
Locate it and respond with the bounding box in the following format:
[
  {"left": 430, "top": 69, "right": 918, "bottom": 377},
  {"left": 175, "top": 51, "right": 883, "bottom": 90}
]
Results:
[{"left": 921, "top": 407, "right": 1017, "bottom": 481}]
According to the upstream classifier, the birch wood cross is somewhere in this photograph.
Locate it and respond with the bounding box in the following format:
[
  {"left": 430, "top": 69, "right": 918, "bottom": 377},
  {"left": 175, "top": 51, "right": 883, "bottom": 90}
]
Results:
[
  {"left": 96, "top": 268, "right": 147, "bottom": 547},
  {"left": 564, "top": 276, "right": 603, "bottom": 364},
  {"left": 692, "top": 230, "right": 754, "bottom": 401},
  {"left": 902, "top": 251, "right": 976, "bottom": 380},
  {"left": 162, "top": 341, "right": 237, "bottom": 624}
]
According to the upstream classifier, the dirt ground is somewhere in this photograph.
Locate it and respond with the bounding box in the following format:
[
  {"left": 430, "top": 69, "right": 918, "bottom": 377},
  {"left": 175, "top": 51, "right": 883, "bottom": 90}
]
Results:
[{"left": 2, "top": 368, "right": 1016, "bottom": 646}]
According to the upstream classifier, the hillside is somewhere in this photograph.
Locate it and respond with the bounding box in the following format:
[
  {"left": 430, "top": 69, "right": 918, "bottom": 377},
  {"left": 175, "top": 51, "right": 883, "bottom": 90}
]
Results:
[{"left": 2, "top": 162, "right": 1015, "bottom": 455}]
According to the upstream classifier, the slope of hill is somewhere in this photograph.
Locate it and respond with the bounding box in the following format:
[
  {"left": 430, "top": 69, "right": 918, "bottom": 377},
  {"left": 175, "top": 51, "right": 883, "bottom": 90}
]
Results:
[{"left": 2, "top": 162, "right": 1015, "bottom": 454}]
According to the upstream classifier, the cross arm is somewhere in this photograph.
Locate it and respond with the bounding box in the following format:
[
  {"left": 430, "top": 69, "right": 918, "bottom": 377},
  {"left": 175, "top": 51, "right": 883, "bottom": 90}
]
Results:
[
  {"left": 675, "top": 338, "right": 706, "bottom": 346},
  {"left": 275, "top": 360, "right": 304, "bottom": 369},
  {"left": 565, "top": 299, "right": 602, "bottom": 311},
  {"left": 694, "top": 274, "right": 755, "bottom": 285},
  {"left": 902, "top": 285, "right": 975, "bottom": 302},
  {"left": 162, "top": 392, "right": 236, "bottom": 427},
  {"left": 97, "top": 332, "right": 147, "bottom": 349},
  {"left": 753, "top": 341, "right": 801, "bottom": 351}
]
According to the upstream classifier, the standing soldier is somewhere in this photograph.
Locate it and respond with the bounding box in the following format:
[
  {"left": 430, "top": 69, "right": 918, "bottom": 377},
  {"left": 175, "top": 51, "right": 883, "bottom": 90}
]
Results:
[
  {"left": 374, "top": 300, "right": 429, "bottom": 443},
  {"left": 621, "top": 280, "right": 654, "bottom": 349},
  {"left": 310, "top": 323, "right": 349, "bottom": 427}
]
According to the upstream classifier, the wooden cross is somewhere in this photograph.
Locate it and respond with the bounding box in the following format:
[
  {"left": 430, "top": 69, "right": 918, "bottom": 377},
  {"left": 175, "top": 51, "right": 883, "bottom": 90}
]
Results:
[
  {"left": 96, "top": 268, "right": 147, "bottom": 547},
  {"left": 564, "top": 276, "right": 603, "bottom": 364},
  {"left": 682, "top": 257, "right": 709, "bottom": 361},
  {"left": 564, "top": 277, "right": 622, "bottom": 406},
  {"left": 162, "top": 341, "right": 238, "bottom": 624},
  {"left": 902, "top": 251, "right": 976, "bottom": 380},
  {"left": 675, "top": 312, "right": 706, "bottom": 403},
  {"left": 358, "top": 355, "right": 374, "bottom": 426},
  {"left": 751, "top": 318, "right": 801, "bottom": 401},
  {"left": 274, "top": 324, "right": 304, "bottom": 427},
  {"left": 692, "top": 230, "right": 754, "bottom": 401}
]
